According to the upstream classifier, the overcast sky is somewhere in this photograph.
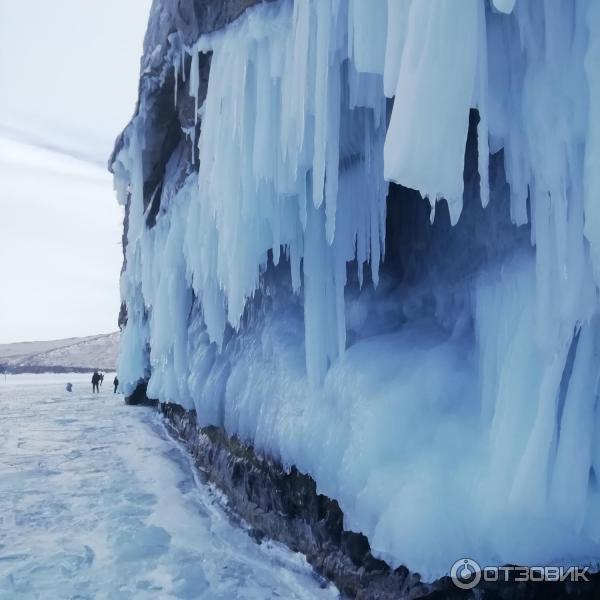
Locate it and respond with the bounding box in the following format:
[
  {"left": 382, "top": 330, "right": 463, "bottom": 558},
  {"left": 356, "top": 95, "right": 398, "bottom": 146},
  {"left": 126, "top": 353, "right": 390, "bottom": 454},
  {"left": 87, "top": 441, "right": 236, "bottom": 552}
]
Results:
[{"left": 0, "top": 0, "right": 152, "bottom": 343}]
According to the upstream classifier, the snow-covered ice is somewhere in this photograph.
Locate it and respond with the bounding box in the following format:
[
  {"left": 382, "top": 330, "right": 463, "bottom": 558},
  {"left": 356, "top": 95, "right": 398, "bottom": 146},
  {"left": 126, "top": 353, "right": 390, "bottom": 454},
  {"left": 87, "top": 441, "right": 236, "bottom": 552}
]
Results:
[{"left": 0, "top": 374, "right": 338, "bottom": 599}]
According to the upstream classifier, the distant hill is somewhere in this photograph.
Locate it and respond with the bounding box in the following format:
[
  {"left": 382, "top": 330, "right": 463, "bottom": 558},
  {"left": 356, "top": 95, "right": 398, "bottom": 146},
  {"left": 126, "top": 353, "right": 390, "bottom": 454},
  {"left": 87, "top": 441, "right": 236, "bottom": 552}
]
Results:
[{"left": 0, "top": 332, "right": 119, "bottom": 373}]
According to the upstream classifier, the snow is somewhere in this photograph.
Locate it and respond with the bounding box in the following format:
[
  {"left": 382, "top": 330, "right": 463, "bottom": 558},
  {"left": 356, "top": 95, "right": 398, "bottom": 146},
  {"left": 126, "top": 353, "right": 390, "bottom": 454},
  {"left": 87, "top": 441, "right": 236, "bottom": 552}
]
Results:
[
  {"left": 0, "top": 374, "right": 338, "bottom": 599},
  {"left": 113, "top": 0, "right": 600, "bottom": 582}
]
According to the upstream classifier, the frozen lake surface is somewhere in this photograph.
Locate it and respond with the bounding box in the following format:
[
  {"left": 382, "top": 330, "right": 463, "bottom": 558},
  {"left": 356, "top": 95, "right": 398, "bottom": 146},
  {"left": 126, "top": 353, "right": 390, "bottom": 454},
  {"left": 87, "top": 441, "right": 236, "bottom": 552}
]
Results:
[{"left": 0, "top": 374, "right": 338, "bottom": 599}]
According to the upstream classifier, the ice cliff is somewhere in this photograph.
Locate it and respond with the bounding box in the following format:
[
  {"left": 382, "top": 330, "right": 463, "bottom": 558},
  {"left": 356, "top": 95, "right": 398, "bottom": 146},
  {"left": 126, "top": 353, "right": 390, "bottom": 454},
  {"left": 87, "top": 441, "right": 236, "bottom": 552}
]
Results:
[{"left": 111, "top": 0, "right": 600, "bottom": 581}]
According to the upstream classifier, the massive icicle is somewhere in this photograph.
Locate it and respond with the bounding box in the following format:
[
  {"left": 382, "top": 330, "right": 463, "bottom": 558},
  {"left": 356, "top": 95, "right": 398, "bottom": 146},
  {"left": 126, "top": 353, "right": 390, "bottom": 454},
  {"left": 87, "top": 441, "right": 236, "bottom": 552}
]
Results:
[
  {"left": 185, "top": 1, "right": 387, "bottom": 384},
  {"left": 384, "top": 0, "right": 482, "bottom": 224}
]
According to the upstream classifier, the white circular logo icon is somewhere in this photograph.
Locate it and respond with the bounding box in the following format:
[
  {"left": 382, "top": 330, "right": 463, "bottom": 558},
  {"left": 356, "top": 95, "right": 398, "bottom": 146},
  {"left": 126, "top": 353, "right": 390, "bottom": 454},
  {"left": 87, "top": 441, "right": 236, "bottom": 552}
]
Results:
[{"left": 451, "top": 558, "right": 481, "bottom": 590}]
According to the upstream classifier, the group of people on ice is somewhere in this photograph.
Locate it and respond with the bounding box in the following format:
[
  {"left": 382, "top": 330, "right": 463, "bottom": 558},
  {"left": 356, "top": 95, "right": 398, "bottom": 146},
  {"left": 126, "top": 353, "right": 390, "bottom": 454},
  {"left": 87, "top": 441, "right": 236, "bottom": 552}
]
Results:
[
  {"left": 91, "top": 370, "right": 119, "bottom": 394},
  {"left": 65, "top": 373, "right": 119, "bottom": 394}
]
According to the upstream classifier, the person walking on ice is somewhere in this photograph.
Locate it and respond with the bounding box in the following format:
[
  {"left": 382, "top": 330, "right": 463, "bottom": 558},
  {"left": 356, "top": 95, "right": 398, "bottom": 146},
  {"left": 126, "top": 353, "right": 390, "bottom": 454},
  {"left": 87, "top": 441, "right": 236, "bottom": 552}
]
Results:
[{"left": 113, "top": 376, "right": 119, "bottom": 393}]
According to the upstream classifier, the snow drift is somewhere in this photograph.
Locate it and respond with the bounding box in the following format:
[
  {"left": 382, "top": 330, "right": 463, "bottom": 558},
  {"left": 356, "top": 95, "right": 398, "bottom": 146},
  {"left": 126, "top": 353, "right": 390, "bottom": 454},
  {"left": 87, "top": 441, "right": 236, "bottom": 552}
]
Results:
[{"left": 111, "top": 0, "right": 600, "bottom": 580}]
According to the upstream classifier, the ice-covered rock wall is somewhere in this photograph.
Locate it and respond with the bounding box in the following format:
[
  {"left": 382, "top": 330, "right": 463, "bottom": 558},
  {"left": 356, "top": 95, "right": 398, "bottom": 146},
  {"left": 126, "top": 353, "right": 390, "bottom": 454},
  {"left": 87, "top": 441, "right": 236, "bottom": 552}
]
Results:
[{"left": 111, "top": 0, "right": 600, "bottom": 580}]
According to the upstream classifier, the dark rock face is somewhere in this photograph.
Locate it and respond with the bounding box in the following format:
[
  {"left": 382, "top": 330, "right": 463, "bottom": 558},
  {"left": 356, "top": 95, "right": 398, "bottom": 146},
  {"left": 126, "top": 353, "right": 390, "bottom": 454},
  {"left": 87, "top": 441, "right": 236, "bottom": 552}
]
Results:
[
  {"left": 160, "top": 401, "right": 600, "bottom": 600},
  {"left": 169, "top": 0, "right": 278, "bottom": 45}
]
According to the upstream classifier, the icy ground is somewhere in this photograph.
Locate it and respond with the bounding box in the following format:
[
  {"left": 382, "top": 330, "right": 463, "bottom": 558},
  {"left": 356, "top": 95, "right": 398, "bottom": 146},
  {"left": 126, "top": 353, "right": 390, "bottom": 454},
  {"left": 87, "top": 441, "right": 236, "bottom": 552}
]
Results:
[{"left": 0, "top": 374, "right": 339, "bottom": 599}]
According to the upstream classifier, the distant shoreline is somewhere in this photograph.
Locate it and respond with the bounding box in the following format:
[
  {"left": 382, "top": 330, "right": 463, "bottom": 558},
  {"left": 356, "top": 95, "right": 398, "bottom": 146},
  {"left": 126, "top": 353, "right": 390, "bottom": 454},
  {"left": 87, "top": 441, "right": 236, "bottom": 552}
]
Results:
[
  {"left": 0, "top": 332, "right": 118, "bottom": 374},
  {"left": 0, "top": 365, "right": 114, "bottom": 375}
]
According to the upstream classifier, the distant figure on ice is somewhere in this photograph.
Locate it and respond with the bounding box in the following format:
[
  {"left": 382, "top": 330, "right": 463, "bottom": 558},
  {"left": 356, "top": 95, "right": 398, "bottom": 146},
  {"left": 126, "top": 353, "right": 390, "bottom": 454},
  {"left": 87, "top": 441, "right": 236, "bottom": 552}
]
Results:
[
  {"left": 113, "top": 376, "right": 119, "bottom": 394},
  {"left": 66, "top": 382, "right": 72, "bottom": 392},
  {"left": 92, "top": 370, "right": 101, "bottom": 393},
  {"left": 99, "top": 373, "right": 104, "bottom": 387}
]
